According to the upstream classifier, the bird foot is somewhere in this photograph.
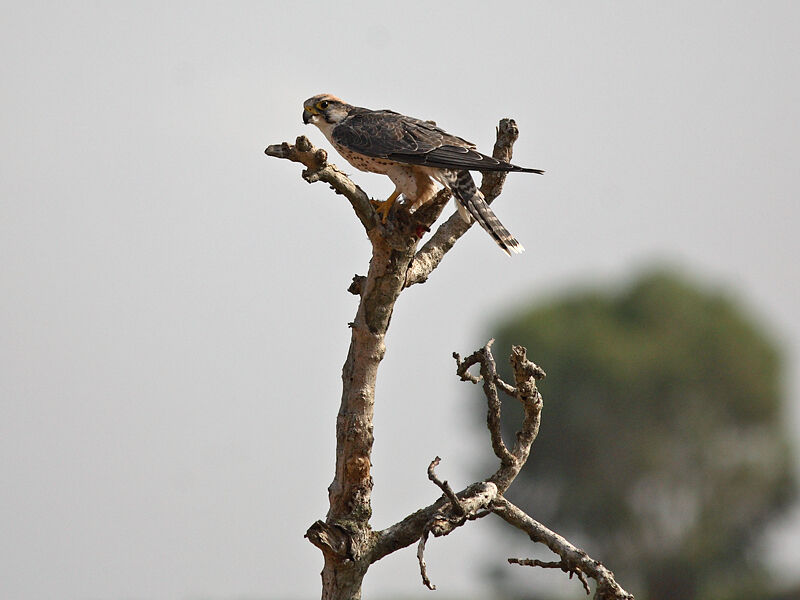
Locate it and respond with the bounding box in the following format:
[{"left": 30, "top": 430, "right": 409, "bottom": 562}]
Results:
[
  {"left": 370, "top": 198, "right": 394, "bottom": 223},
  {"left": 370, "top": 193, "right": 400, "bottom": 223}
]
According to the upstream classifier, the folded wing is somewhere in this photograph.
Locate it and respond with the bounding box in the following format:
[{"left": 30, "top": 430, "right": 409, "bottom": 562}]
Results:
[{"left": 332, "top": 109, "right": 543, "bottom": 174}]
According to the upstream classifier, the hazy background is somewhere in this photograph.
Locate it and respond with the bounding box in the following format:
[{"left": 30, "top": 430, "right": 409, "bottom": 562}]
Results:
[{"left": 2, "top": 2, "right": 799, "bottom": 598}]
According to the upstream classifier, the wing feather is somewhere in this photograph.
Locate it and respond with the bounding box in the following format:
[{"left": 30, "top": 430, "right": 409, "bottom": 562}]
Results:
[
  {"left": 332, "top": 110, "right": 445, "bottom": 156},
  {"left": 390, "top": 146, "right": 543, "bottom": 173},
  {"left": 332, "top": 109, "right": 543, "bottom": 173}
]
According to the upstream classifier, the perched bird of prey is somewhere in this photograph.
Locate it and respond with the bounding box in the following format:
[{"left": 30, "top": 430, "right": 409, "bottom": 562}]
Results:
[{"left": 302, "top": 94, "right": 543, "bottom": 255}]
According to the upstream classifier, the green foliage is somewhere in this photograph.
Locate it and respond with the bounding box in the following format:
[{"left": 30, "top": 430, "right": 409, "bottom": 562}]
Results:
[{"left": 490, "top": 269, "right": 796, "bottom": 600}]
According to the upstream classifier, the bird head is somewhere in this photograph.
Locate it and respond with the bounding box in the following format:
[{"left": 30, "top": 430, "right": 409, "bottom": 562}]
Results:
[{"left": 302, "top": 94, "right": 351, "bottom": 126}]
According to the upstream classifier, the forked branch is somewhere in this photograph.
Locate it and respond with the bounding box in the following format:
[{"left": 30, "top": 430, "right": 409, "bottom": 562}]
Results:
[
  {"left": 377, "top": 342, "right": 632, "bottom": 599},
  {"left": 265, "top": 136, "right": 379, "bottom": 233},
  {"left": 494, "top": 497, "right": 633, "bottom": 600}
]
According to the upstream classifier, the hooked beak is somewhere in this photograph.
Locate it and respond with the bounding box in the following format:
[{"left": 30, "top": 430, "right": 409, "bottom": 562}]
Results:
[{"left": 302, "top": 107, "right": 315, "bottom": 124}]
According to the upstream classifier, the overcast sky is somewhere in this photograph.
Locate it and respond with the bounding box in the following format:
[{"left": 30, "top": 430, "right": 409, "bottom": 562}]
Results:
[{"left": 2, "top": 2, "right": 799, "bottom": 599}]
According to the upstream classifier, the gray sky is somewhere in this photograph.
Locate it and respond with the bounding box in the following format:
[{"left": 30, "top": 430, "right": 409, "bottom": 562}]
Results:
[{"left": 2, "top": 2, "right": 799, "bottom": 599}]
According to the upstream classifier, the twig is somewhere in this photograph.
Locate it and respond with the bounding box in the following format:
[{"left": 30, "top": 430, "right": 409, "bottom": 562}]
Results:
[
  {"left": 508, "top": 558, "right": 591, "bottom": 595},
  {"left": 415, "top": 458, "right": 496, "bottom": 590},
  {"left": 427, "top": 457, "right": 466, "bottom": 517},
  {"left": 499, "top": 345, "right": 545, "bottom": 480},
  {"left": 453, "top": 350, "right": 483, "bottom": 384},
  {"left": 265, "top": 135, "right": 380, "bottom": 233},
  {"left": 454, "top": 342, "right": 546, "bottom": 492},
  {"left": 492, "top": 497, "right": 634, "bottom": 600},
  {"left": 495, "top": 376, "right": 517, "bottom": 397},
  {"left": 456, "top": 340, "right": 516, "bottom": 467},
  {"left": 370, "top": 481, "right": 498, "bottom": 563},
  {"left": 417, "top": 528, "right": 436, "bottom": 590}
]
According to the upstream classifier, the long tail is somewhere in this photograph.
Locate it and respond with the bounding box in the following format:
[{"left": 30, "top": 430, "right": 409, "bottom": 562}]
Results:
[{"left": 446, "top": 170, "right": 524, "bottom": 256}]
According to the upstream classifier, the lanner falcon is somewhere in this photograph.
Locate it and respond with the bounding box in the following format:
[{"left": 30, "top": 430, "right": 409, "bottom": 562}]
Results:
[{"left": 302, "top": 94, "right": 543, "bottom": 256}]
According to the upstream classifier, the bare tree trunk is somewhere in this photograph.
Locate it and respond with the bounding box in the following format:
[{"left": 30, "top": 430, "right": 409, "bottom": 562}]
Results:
[{"left": 320, "top": 238, "right": 417, "bottom": 599}]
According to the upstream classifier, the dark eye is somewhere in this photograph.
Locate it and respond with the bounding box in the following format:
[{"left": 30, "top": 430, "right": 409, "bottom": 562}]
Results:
[{"left": 319, "top": 100, "right": 329, "bottom": 110}]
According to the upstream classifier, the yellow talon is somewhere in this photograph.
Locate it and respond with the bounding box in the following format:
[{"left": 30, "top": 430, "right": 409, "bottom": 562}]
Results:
[{"left": 371, "top": 189, "right": 402, "bottom": 223}]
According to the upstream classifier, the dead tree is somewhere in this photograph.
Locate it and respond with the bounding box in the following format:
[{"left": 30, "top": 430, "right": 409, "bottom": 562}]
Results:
[{"left": 265, "top": 120, "right": 633, "bottom": 600}]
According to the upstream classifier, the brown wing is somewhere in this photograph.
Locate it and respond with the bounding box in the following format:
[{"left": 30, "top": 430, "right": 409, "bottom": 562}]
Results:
[
  {"left": 331, "top": 108, "right": 460, "bottom": 154},
  {"left": 332, "top": 109, "right": 543, "bottom": 173}
]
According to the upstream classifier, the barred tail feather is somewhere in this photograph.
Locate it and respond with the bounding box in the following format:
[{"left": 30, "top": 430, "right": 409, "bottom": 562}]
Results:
[{"left": 448, "top": 170, "right": 524, "bottom": 256}]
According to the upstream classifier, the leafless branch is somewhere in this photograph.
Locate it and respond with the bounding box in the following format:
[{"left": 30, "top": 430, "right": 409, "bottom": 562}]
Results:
[
  {"left": 265, "top": 136, "right": 380, "bottom": 233},
  {"left": 453, "top": 350, "right": 483, "bottom": 384},
  {"left": 453, "top": 340, "right": 545, "bottom": 491},
  {"left": 508, "top": 558, "right": 592, "bottom": 595},
  {"left": 371, "top": 480, "right": 497, "bottom": 564},
  {"left": 494, "top": 497, "right": 633, "bottom": 600},
  {"left": 452, "top": 344, "right": 631, "bottom": 597},
  {"left": 478, "top": 340, "right": 517, "bottom": 466},
  {"left": 427, "top": 456, "right": 466, "bottom": 517},
  {"left": 417, "top": 528, "right": 436, "bottom": 590},
  {"left": 372, "top": 341, "right": 541, "bottom": 566}
]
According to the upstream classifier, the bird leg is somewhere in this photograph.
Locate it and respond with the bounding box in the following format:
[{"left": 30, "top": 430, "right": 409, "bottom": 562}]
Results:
[
  {"left": 371, "top": 187, "right": 402, "bottom": 223},
  {"left": 407, "top": 174, "right": 439, "bottom": 214}
]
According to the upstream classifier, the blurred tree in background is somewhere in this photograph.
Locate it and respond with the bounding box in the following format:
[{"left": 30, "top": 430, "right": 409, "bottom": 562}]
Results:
[{"left": 488, "top": 269, "right": 796, "bottom": 600}]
